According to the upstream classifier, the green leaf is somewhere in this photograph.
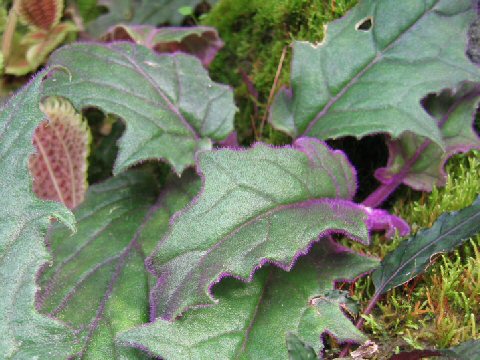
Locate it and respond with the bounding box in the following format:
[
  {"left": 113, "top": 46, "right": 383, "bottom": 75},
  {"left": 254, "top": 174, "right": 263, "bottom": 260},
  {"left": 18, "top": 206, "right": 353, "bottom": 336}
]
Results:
[
  {"left": 88, "top": 0, "right": 218, "bottom": 35},
  {"left": 118, "top": 240, "right": 379, "bottom": 359},
  {"left": 440, "top": 340, "right": 480, "bottom": 360},
  {"left": 372, "top": 195, "right": 480, "bottom": 295},
  {"left": 43, "top": 42, "right": 236, "bottom": 174},
  {"left": 286, "top": 333, "right": 317, "bottom": 360},
  {"left": 375, "top": 84, "right": 480, "bottom": 192},
  {"left": 269, "top": 0, "right": 480, "bottom": 147},
  {"left": 37, "top": 170, "right": 200, "bottom": 358},
  {"left": 0, "top": 71, "right": 77, "bottom": 358},
  {"left": 146, "top": 137, "right": 380, "bottom": 320}
]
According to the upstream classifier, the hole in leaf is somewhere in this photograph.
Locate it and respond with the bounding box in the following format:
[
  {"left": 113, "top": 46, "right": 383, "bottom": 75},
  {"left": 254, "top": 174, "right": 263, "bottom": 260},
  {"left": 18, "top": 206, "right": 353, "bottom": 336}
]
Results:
[{"left": 356, "top": 17, "right": 373, "bottom": 31}]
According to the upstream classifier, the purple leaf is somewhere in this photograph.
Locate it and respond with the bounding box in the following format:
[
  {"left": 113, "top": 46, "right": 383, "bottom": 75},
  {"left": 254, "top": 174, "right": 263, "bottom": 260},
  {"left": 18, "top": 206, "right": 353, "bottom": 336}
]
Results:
[{"left": 102, "top": 25, "right": 224, "bottom": 67}]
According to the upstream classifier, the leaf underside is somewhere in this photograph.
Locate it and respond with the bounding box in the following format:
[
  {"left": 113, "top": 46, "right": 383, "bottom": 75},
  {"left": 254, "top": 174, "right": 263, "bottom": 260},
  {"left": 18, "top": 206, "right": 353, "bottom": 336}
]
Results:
[
  {"left": 43, "top": 42, "right": 236, "bottom": 174},
  {"left": 37, "top": 170, "right": 200, "bottom": 358},
  {"left": 119, "top": 239, "right": 379, "bottom": 359},
  {"left": 29, "top": 97, "right": 91, "bottom": 209},
  {"left": 102, "top": 25, "right": 224, "bottom": 67},
  {"left": 375, "top": 84, "right": 480, "bottom": 191},
  {"left": 269, "top": 0, "right": 480, "bottom": 148},
  {"left": 0, "top": 71, "right": 77, "bottom": 358},
  {"left": 146, "top": 137, "right": 377, "bottom": 321}
]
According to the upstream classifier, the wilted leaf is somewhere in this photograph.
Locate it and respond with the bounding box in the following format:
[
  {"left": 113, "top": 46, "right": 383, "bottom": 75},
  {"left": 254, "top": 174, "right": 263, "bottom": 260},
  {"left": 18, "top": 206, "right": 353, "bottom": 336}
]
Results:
[
  {"left": 374, "top": 84, "right": 480, "bottom": 192},
  {"left": 102, "top": 25, "right": 223, "bottom": 66},
  {"left": 37, "top": 170, "right": 200, "bottom": 358},
  {"left": 43, "top": 42, "right": 236, "bottom": 174},
  {"left": 29, "top": 97, "right": 91, "bottom": 209},
  {"left": 145, "top": 137, "right": 406, "bottom": 320},
  {"left": 269, "top": 0, "right": 480, "bottom": 148},
  {"left": 0, "top": 71, "right": 77, "bottom": 358},
  {"left": 88, "top": 0, "right": 218, "bottom": 36},
  {"left": 118, "top": 239, "right": 379, "bottom": 359},
  {"left": 372, "top": 195, "right": 480, "bottom": 296}
]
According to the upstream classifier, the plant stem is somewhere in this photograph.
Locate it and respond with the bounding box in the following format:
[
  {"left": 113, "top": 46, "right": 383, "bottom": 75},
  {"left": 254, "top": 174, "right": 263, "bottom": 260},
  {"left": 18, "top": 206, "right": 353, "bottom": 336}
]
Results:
[{"left": 2, "top": 0, "right": 19, "bottom": 66}]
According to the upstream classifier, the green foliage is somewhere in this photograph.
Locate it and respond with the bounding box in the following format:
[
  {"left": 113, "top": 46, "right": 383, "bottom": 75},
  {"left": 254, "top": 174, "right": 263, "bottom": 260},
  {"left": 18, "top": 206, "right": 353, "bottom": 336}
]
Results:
[
  {"left": 202, "top": 0, "right": 357, "bottom": 143},
  {"left": 44, "top": 42, "right": 236, "bottom": 174},
  {"left": 145, "top": 138, "right": 370, "bottom": 320},
  {"left": 0, "top": 70, "right": 77, "bottom": 358},
  {"left": 350, "top": 152, "right": 480, "bottom": 354},
  {"left": 37, "top": 170, "right": 199, "bottom": 358},
  {"left": 119, "top": 240, "right": 378, "bottom": 359}
]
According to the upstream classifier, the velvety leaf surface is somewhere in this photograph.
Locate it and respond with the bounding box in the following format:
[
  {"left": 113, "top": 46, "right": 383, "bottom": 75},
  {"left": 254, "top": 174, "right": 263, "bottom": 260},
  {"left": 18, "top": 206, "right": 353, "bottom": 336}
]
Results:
[
  {"left": 269, "top": 0, "right": 480, "bottom": 147},
  {"left": 372, "top": 195, "right": 480, "bottom": 295},
  {"left": 102, "top": 25, "right": 223, "bottom": 67},
  {"left": 0, "top": 71, "right": 77, "bottom": 358},
  {"left": 119, "top": 239, "right": 379, "bottom": 359},
  {"left": 146, "top": 137, "right": 386, "bottom": 320},
  {"left": 374, "top": 84, "right": 480, "bottom": 192},
  {"left": 29, "top": 97, "right": 91, "bottom": 209},
  {"left": 43, "top": 42, "right": 236, "bottom": 174},
  {"left": 37, "top": 170, "right": 200, "bottom": 358},
  {"left": 88, "top": 0, "right": 218, "bottom": 35}
]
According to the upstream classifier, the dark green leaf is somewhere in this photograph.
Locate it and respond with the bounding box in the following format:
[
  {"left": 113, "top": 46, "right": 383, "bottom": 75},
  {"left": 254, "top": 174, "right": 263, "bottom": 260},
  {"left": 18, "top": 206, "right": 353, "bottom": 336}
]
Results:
[{"left": 372, "top": 195, "right": 480, "bottom": 295}]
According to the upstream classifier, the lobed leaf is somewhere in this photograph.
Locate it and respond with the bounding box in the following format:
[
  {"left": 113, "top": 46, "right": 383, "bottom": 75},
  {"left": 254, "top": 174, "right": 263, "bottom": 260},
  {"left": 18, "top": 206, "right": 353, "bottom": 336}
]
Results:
[
  {"left": 374, "top": 84, "right": 480, "bottom": 192},
  {"left": 372, "top": 195, "right": 480, "bottom": 296},
  {"left": 146, "top": 137, "right": 406, "bottom": 320},
  {"left": 29, "top": 97, "right": 91, "bottom": 209},
  {"left": 43, "top": 42, "right": 236, "bottom": 174},
  {"left": 0, "top": 71, "right": 77, "bottom": 358},
  {"left": 119, "top": 239, "right": 379, "bottom": 359},
  {"left": 37, "top": 170, "right": 200, "bottom": 358},
  {"left": 102, "top": 25, "right": 224, "bottom": 67},
  {"left": 269, "top": 0, "right": 480, "bottom": 147}
]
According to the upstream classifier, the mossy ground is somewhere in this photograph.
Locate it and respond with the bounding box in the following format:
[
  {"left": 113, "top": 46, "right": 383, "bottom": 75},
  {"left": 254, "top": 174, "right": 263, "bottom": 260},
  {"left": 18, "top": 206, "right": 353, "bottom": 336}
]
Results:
[
  {"left": 202, "top": 0, "right": 358, "bottom": 145},
  {"left": 204, "top": 1, "right": 480, "bottom": 358},
  {"left": 341, "top": 152, "right": 480, "bottom": 358}
]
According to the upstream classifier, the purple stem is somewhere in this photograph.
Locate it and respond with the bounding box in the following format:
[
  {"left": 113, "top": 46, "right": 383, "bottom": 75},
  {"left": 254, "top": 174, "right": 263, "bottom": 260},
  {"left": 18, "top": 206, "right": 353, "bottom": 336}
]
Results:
[{"left": 363, "top": 88, "right": 480, "bottom": 208}]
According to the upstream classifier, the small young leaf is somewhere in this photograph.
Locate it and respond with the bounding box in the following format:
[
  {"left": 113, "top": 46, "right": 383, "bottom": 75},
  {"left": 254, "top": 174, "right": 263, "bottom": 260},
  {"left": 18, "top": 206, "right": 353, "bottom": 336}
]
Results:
[
  {"left": 0, "top": 71, "right": 77, "bottom": 358},
  {"left": 374, "top": 84, "right": 480, "bottom": 192},
  {"left": 372, "top": 195, "right": 480, "bottom": 296},
  {"left": 43, "top": 42, "right": 236, "bottom": 174},
  {"left": 17, "top": 0, "right": 64, "bottom": 30},
  {"left": 118, "top": 240, "right": 379, "bottom": 359},
  {"left": 37, "top": 170, "right": 200, "bottom": 358},
  {"left": 269, "top": 0, "right": 480, "bottom": 147},
  {"left": 102, "top": 25, "right": 224, "bottom": 67},
  {"left": 145, "top": 137, "right": 406, "bottom": 320},
  {"left": 5, "top": 22, "right": 77, "bottom": 76},
  {"left": 29, "top": 96, "right": 91, "bottom": 209}
]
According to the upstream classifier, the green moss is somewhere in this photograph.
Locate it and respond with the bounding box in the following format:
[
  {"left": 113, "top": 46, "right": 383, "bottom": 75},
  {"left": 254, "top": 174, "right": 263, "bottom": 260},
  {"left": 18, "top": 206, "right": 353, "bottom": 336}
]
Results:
[
  {"left": 202, "top": 0, "right": 357, "bottom": 144},
  {"left": 345, "top": 151, "right": 480, "bottom": 358}
]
